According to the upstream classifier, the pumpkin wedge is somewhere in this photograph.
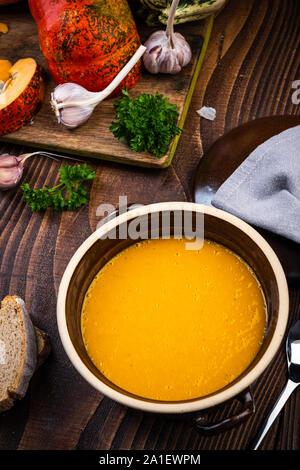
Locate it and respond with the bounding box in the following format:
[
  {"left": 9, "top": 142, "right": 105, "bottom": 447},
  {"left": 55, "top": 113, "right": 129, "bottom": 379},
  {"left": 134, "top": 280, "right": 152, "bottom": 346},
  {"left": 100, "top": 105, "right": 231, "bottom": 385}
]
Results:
[
  {"left": 29, "top": 0, "right": 142, "bottom": 96},
  {"left": 0, "top": 58, "right": 44, "bottom": 137},
  {"left": 0, "top": 60, "right": 12, "bottom": 84},
  {"left": 0, "top": 23, "right": 8, "bottom": 34}
]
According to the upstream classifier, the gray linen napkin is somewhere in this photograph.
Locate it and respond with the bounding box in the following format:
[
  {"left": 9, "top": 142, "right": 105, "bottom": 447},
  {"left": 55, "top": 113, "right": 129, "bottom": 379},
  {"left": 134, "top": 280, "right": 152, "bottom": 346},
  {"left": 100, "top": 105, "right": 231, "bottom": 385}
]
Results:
[{"left": 211, "top": 125, "right": 300, "bottom": 244}]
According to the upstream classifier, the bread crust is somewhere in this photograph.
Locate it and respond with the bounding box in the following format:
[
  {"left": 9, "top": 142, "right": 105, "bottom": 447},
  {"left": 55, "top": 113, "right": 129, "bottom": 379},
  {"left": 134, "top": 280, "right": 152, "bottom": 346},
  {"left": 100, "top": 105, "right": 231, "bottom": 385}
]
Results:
[
  {"left": 11, "top": 297, "right": 37, "bottom": 399},
  {"left": 0, "top": 296, "right": 39, "bottom": 411}
]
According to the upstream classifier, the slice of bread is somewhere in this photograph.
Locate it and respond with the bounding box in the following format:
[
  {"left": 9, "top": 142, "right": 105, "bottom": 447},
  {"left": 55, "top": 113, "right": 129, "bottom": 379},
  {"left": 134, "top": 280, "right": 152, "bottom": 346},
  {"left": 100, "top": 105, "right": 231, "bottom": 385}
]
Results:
[{"left": 0, "top": 296, "right": 50, "bottom": 412}]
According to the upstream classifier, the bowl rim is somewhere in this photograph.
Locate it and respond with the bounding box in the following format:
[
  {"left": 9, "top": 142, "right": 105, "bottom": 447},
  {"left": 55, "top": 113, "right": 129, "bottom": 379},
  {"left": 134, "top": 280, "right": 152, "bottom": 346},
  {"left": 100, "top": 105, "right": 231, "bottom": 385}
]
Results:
[{"left": 57, "top": 202, "right": 289, "bottom": 413}]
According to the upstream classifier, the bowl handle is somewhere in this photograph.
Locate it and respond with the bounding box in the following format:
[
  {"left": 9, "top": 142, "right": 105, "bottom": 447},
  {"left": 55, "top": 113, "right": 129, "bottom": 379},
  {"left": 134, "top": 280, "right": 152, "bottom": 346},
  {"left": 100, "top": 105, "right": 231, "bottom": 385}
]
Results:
[{"left": 194, "top": 387, "right": 255, "bottom": 434}]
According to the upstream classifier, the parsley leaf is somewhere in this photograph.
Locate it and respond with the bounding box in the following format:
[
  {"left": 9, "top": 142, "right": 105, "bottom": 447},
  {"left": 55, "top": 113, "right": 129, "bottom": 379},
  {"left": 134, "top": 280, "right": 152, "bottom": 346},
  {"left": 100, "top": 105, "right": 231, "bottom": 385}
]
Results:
[
  {"left": 110, "top": 89, "right": 182, "bottom": 158},
  {"left": 21, "top": 163, "right": 95, "bottom": 212}
]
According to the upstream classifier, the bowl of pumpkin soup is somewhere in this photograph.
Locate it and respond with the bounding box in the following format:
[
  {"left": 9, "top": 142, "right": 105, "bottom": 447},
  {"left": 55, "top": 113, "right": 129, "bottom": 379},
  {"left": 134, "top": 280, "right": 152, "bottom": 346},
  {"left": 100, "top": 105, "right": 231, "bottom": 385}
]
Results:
[{"left": 57, "top": 202, "right": 289, "bottom": 415}]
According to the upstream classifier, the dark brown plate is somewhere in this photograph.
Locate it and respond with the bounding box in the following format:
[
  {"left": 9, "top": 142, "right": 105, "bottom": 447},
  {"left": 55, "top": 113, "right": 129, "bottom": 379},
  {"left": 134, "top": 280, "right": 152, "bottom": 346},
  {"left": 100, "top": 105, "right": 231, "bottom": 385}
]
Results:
[{"left": 193, "top": 115, "right": 300, "bottom": 285}]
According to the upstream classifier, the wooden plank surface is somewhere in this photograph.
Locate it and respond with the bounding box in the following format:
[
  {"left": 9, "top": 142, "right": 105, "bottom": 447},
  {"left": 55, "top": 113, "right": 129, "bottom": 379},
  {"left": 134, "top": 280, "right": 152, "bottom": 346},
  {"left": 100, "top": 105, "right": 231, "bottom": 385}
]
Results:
[
  {"left": 0, "top": 4, "right": 209, "bottom": 168},
  {"left": 0, "top": 0, "right": 299, "bottom": 451}
]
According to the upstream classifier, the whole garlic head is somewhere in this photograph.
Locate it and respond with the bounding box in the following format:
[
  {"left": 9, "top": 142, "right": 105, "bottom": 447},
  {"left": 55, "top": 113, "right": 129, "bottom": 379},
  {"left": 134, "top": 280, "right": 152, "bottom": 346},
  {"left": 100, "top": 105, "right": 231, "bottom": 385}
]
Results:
[
  {"left": 51, "top": 83, "right": 97, "bottom": 129},
  {"left": 143, "top": 0, "right": 192, "bottom": 75},
  {"left": 50, "top": 45, "right": 146, "bottom": 129},
  {"left": 144, "top": 30, "right": 192, "bottom": 74}
]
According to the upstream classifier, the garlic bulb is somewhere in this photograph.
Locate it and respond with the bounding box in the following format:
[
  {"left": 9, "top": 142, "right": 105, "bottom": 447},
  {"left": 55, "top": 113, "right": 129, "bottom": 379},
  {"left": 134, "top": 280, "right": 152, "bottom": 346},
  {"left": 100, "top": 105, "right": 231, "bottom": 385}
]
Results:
[
  {"left": 0, "top": 154, "right": 23, "bottom": 190},
  {"left": 0, "top": 151, "right": 84, "bottom": 191},
  {"left": 51, "top": 45, "right": 146, "bottom": 129},
  {"left": 143, "top": 0, "right": 192, "bottom": 75},
  {"left": 51, "top": 83, "right": 96, "bottom": 129}
]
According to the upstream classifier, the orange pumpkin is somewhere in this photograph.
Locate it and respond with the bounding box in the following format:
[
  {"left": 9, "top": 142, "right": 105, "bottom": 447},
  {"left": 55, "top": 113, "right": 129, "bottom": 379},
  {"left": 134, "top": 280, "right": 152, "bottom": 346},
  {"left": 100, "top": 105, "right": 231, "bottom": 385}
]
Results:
[
  {"left": 0, "top": 58, "right": 44, "bottom": 136},
  {"left": 28, "top": 0, "right": 142, "bottom": 96}
]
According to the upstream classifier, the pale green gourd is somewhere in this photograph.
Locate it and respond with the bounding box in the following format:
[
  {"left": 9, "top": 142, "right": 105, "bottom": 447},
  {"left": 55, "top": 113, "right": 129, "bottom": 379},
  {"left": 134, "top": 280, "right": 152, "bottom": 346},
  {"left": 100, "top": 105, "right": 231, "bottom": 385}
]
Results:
[{"left": 133, "top": 0, "right": 227, "bottom": 25}]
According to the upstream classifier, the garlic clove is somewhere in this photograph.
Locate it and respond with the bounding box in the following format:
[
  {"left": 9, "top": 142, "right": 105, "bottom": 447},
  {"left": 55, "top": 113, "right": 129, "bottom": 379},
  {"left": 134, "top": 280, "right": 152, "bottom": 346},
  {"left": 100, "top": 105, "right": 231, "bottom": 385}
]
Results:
[
  {"left": 197, "top": 106, "right": 216, "bottom": 121},
  {"left": 57, "top": 103, "right": 95, "bottom": 129},
  {"left": 172, "top": 33, "right": 192, "bottom": 68},
  {"left": 145, "top": 30, "right": 168, "bottom": 47},
  {"left": 0, "top": 153, "right": 21, "bottom": 168},
  {"left": 0, "top": 150, "right": 88, "bottom": 191},
  {"left": 143, "top": 43, "right": 164, "bottom": 74},
  {"left": 0, "top": 153, "right": 24, "bottom": 190}
]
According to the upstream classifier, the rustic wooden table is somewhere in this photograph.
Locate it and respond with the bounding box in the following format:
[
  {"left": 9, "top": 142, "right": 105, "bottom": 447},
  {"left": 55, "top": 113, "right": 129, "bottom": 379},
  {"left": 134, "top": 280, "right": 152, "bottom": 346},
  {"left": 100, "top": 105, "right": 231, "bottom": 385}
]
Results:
[{"left": 0, "top": 0, "right": 299, "bottom": 451}]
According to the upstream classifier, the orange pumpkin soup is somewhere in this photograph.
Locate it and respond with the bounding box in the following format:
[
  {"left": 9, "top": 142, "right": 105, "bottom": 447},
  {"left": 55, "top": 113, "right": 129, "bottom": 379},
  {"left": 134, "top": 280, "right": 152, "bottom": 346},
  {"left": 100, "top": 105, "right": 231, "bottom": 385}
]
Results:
[{"left": 81, "top": 238, "right": 266, "bottom": 401}]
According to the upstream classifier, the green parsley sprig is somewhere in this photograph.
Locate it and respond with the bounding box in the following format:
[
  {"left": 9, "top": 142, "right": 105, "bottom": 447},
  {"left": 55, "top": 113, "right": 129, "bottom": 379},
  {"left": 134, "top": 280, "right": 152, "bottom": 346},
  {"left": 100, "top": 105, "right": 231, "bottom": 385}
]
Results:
[
  {"left": 21, "top": 163, "right": 95, "bottom": 212},
  {"left": 110, "top": 89, "right": 182, "bottom": 158}
]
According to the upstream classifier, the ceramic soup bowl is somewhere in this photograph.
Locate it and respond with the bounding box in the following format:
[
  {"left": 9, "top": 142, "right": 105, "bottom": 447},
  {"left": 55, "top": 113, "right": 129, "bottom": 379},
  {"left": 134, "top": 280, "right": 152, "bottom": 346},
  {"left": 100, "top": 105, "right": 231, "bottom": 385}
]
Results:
[{"left": 57, "top": 202, "right": 289, "bottom": 431}]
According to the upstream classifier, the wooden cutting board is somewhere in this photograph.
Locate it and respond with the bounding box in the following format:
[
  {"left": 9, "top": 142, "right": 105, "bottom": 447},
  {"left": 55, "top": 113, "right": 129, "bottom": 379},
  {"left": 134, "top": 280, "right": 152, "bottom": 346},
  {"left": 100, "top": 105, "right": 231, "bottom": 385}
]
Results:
[{"left": 0, "top": 6, "right": 213, "bottom": 168}]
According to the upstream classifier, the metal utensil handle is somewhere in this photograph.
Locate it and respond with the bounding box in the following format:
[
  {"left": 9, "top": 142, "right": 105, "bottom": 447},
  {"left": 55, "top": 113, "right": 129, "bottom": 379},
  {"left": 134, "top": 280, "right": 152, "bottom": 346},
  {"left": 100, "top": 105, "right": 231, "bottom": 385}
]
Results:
[
  {"left": 194, "top": 388, "right": 255, "bottom": 434},
  {"left": 252, "top": 379, "right": 299, "bottom": 450}
]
